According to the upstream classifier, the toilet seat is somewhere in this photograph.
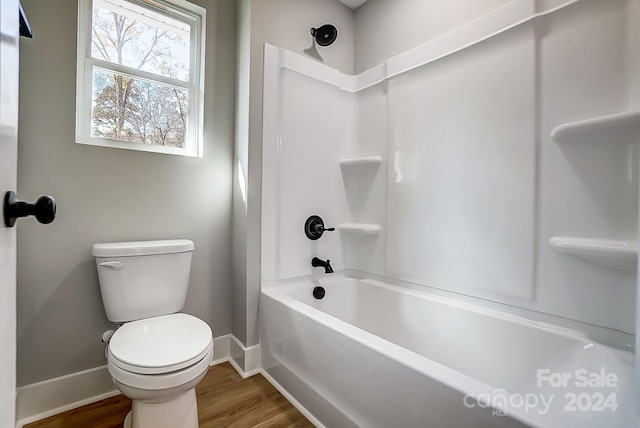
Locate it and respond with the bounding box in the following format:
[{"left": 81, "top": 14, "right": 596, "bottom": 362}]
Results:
[
  {"left": 108, "top": 342, "right": 213, "bottom": 391},
  {"left": 108, "top": 313, "right": 213, "bottom": 375}
]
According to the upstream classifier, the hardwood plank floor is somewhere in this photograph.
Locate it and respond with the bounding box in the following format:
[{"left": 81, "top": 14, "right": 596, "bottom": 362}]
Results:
[{"left": 25, "top": 363, "right": 314, "bottom": 428}]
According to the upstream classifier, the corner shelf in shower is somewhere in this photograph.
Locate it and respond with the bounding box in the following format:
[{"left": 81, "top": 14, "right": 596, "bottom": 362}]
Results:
[
  {"left": 339, "top": 156, "right": 383, "bottom": 168},
  {"left": 551, "top": 110, "right": 640, "bottom": 144},
  {"left": 338, "top": 223, "right": 382, "bottom": 235},
  {"left": 549, "top": 236, "right": 638, "bottom": 271}
]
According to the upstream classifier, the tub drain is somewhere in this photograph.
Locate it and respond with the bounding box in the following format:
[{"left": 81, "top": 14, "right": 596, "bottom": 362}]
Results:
[{"left": 313, "top": 286, "right": 326, "bottom": 300}]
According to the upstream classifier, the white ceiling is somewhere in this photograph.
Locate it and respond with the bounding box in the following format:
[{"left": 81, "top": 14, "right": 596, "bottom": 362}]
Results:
[{"left": 338, "top": 0, "right": 369, "bottom": 10}]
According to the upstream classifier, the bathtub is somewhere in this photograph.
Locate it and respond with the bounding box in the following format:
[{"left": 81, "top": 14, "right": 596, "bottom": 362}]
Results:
[{"left": 260, "top": 275, "right": 638, "bottom": 428}]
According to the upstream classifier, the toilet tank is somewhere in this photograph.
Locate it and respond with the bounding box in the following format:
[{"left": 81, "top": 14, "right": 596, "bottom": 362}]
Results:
[{"left": 92, "top": 240, "right": 194, "bottom": 322}]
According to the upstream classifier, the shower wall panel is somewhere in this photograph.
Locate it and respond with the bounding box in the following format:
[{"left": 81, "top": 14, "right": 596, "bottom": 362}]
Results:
[
  {"left": 262, "top": 67, "right": 356, "bottom": 281},
  {"left": 339, "top": 85, "right": 388, "bottom": 274},
  {"left": 386, "top": 25, "right": 537, "bottom": 299}
]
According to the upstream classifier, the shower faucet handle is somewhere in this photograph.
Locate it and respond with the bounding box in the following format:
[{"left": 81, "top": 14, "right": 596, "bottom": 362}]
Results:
[
  {"left": 316, "top": 225, "right": 335, "bottom": 232},
  {"left": 305, "top": 215, "right": 335, "bottom": 240}
]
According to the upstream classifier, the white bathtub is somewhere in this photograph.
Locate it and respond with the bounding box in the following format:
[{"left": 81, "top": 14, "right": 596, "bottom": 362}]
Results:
[{"left": 260, "top": 275, "right": 638, "bottom": 428}]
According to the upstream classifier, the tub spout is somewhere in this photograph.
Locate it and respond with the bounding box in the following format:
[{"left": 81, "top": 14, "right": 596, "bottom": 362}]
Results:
[{"left": 312, "top": 257, "right": 334, "bottom": 274}]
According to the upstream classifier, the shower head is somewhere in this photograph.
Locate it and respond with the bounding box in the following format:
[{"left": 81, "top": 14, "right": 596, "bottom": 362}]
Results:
[{"left": 310, "top": 24, "right": 337, "bottom": 47}]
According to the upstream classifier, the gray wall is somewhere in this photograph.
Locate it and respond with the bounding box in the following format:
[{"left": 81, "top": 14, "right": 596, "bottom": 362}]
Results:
[
  {"left": 17, "top": 0, "right": 237, "bottom": 387},
  {"left": 232, "top": 0, "right": 355, "bottom": 348},
  {"left": 232, "top": 0, "right": 251, "bottom": 347},
  {"left": 354, "top": 0, "right": 512, "bottom": 73}
]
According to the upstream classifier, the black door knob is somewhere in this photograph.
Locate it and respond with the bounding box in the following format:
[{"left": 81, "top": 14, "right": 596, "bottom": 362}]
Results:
[{"left": 3, "top": 191, "right": 57, "bottom": 228}]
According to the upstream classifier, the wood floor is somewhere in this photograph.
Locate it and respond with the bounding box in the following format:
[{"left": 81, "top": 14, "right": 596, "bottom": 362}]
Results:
[{"left": 25, "top": 363, "right": 314, "bottom": 428}]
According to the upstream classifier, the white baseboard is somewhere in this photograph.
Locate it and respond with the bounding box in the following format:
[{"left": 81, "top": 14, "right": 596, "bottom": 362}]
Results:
[
  {"left": 260, "top": 369, "right": 324, "bottom": 428},
  {"left": 15, "top": 335, "right": 234, "bottom": 428},
  {"left": 15, "top": 365, "right": 117, "bottom": 428},
  {"left": 210, "top": 334, "right": 231, "bottom": 366},
  {"left": 229, "top": 336, "right": 261, "bottom": 378}
]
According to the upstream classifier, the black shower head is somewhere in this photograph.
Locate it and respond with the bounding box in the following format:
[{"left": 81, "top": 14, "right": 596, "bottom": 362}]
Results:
[{"left": 310, "top": 24, "right": 337, "bottom": 47}]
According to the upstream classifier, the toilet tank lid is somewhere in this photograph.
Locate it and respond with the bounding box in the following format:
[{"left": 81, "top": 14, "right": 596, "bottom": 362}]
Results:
[{"left": 92, "top": 240, "right": 194, "bottom": 257}]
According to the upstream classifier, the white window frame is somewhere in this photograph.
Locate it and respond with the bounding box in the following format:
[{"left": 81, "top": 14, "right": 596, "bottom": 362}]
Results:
[{"left": 76, "top": 0, "right": 206, "bottom": 157}]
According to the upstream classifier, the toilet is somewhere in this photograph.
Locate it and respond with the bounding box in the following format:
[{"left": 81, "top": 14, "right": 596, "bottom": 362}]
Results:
[{"left": 92, "top": 240, "right": 213, "bottom": 428}]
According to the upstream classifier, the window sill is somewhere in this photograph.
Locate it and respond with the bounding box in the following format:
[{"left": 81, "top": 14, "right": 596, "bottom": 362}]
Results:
[{"left": 76, "top": 137, "right": 201, "bottom": 158}]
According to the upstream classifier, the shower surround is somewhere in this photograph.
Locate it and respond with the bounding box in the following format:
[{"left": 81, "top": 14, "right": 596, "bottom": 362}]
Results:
[{"left": 260, "top": 0, "right": 640, "bottom": 426}]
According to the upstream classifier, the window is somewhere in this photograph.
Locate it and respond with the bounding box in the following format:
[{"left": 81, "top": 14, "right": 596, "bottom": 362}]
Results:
[{"left": 76, "top": 0, "right": 205, "bottom": 157}]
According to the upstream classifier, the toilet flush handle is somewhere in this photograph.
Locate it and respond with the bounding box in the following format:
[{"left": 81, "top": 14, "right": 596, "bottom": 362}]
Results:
[{"left": 99, "top": 261, "right": 122, "bottom": 270}]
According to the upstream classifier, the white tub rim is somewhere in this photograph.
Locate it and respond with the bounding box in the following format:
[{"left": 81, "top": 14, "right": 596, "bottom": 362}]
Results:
[{"left": 262, "top": 271, "right": 634, "bottom": 352}]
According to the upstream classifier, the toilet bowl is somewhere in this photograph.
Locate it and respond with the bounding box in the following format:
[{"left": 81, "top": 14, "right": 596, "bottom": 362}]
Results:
[
  {"left": 108, "top": 313, "right": 213, "bottom": 428},
  {"left": 92, "top": 240, "right": 212, "bottom": 428}
]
